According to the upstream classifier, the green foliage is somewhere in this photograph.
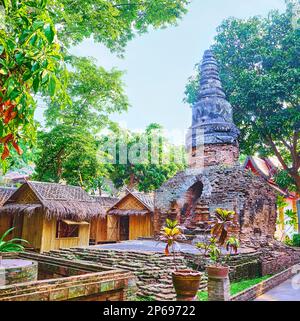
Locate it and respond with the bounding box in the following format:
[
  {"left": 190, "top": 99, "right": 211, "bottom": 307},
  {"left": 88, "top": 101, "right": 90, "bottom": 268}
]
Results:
[
  {"left": 107, "top": 123, "right": 187, "bottom": 192},
  {"left": 211, "top": 208, "right": 236, "bottom": 245},
  {"left": 198, "top": 275, "right": 272, "bottom": 301},
  {"left": 184, "top": 8, "right": 300, "bottom": 192},
  {"left": 276, "top": 207, "right": 298, "bottom": 243},
  {"left": 196, "top": 208, "right": 240, "bottom": 267},
  {"left": 274, "top": 170, "right": 297, "bottom": 192},
  {"left": 285, "top": 209, "right": 298, "bottom": 227},
  {"left": 207, "top": 237, "right": 221, "bottom": 263},
  {"left": 292, "top": 234, "right": 300, "bottom": 247},
  {"left": 0, "top": 227, "right": 28, "bottom": 252},
  {"left": 276, "top": 194, "right": 288, "bottom": 209},
  {"left": 226, "top": 236, "right": 240, "bottom": 255},
  {"left": 51, "top": 0, "right": 190, "bottom": 51},
  {"left": 284, "top": 235, "right": 293, "bottom": 246},
  {"left": 44, "top": 56, "right": 129, "bottom": 133},
  {"left": 1, "top": 0, "right": 190, "bottom": 175},
  {"left": 33, "top": 125, "right": 109, "bottom": 191},
  {"left": 0, "top": 0, "right": 68, "bottom": 168},
  {"left": 34, "top": 122, "right": 186, "bottom": 194}
]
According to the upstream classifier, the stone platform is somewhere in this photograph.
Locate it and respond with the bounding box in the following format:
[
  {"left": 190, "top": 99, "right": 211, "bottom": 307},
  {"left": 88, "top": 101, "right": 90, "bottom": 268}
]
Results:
[{"left": 41, "top": 240, "right": 300, "bottom": 301}]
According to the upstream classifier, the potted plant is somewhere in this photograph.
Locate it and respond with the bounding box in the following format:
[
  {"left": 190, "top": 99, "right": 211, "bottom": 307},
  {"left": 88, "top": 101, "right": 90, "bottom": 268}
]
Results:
[
  {"left": 208, "top": 208, "right": 239, "bottom": 278},
  {"left": 196, "top": 208, "right": 240, "bottom": 279},
  {"left": 159, "top": 219, "right": 201, "bottom": 300}
]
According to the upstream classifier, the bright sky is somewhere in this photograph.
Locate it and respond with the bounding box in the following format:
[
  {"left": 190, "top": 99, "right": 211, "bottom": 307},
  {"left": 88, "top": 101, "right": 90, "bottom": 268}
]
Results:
[{"left": 36, "top": 0, "right": 286, "bottom": 142}]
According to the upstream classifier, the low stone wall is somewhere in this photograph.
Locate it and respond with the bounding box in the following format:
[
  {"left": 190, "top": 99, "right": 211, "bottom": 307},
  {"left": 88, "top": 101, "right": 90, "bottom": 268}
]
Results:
[
  {"left": 0, "top": 259, "right": 38, "bottom": 285},
  {"left": 183, "top": 251, "right": 261, "bottom": 282},
  {"left": 231, "top": 264, "right": 300, "bottom": 301},
  {"left": 0, "top": 252, "right": 135, "bottom": 301},
  {"left": 43, "top": 247, "right": 207, "bottom": 301},
  {"left": 260, "top": 247, "right": 300, "bottom": 276},
  {"left": 42, "top": 244, "right": 300, "bottom": 301}
]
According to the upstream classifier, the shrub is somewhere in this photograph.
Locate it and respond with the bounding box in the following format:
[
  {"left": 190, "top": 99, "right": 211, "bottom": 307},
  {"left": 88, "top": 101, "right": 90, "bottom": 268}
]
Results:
[
  {"left": 292, "top": 234, "right": 300, "bottom": 247},
  {"left": 0, "top": 228, "right": 28, "bottom": 253}
]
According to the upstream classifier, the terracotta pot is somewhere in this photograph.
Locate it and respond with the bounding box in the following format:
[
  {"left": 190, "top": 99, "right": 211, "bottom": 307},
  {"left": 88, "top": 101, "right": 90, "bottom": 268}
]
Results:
[
  {"left": 207, "top": 265, "right": 229, "bottom": 279},
  {"left": 172, "top": 269, "right": 202, "bottom": 301}
]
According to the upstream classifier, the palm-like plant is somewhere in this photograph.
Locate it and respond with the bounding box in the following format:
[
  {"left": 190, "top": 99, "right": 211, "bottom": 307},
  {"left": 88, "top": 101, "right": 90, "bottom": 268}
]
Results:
[
  {"left": 0, "top": 228, "right": 28, "bottom": 253},
  {"left": 211, "top": 208, "right": 236, "bottom": 245},
  {"left": 226, "top": 236, "right": 240, "bottom": 255},
  {"left": 158, "top": 219, "right": 186, "bottom": 270}
]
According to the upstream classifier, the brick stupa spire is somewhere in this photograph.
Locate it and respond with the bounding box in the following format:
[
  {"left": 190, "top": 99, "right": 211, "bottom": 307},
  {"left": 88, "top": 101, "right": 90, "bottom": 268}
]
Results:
[{"left": 186, "top": 49, "right": 240, "bottom": 168}]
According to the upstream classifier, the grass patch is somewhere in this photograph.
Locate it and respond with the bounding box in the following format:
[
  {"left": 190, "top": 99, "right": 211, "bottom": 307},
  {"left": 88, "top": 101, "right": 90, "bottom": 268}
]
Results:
[
  {"left": 135, "top": 295, "right": 155, "bottom": 301},
  {"left": 198, "top": 275, "right": 272, "bottom": 301}
]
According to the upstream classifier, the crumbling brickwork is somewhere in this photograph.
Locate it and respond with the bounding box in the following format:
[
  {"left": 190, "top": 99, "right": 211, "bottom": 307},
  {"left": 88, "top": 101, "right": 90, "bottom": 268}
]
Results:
[
  {"left": 154, "top": 166, "right": 277, "bottom": 245},
  {"left": 189, "top": 144, "right": 240, "bottom": 169}
]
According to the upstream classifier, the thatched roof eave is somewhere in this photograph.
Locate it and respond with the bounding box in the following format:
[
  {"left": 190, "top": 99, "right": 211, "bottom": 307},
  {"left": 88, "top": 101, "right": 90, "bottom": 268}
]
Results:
[
  {"left": 0, "top": 200, "right": 105, "bottom": 221},
  {"left": 107, "top": 209, "right": 150, "bottom": 216}
]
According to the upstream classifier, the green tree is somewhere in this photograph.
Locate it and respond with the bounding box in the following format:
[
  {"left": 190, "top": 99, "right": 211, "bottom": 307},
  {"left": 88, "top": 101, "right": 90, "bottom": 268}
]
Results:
[
  {"left": 44, "top": 56, "right": 129, "bottom": 133},
  {"left": 185, "top": 8, "right": 300, "bottom": 192},
  {"left": 50, "top": 0, "right": 190, "bottom": 51},
  {"left": 106, "top": 123, "right": 187, "bottom": 192},
  {"left": 33, "top": 124, "right": 110, "bottom": 190},
  {"left": 1, "top": 0, "right": 190, "bottom": 170},
  {"left": 0, "top": 0, "right": 67, "bottom": 167}
]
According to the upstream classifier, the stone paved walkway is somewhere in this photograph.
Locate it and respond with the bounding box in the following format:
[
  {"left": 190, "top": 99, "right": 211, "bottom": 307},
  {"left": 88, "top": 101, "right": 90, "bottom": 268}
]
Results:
[
  {"left": 255, "top": 274, "right": 300, "bottom": 301},
  {"left": 90, "top": 240, "right": 199, "bottom": 254},
  {"left": 89, "top": 239, "right": 255, "bottom": 255}
]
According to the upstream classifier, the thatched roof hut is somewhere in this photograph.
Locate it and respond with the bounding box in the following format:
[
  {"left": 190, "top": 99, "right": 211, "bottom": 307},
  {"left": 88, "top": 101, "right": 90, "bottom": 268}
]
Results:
[
  {"left": 107, "top": 190, "right": 154, "bottom": 216},
  {"left": 0, "top": 181, "right": 107, "bottom": 252},
  {"left": 89, "top": 196, "right": 119, "bottom": 245},
  {"left": 0, "top": 187, "right": 16, "bottom": 207},
  {"left": 93, "top": 196, "right": 119, "bottom": 211},
  {"left": 0, "top": 181, "right": 105, "bottom": 220},
  {"left": 106, "top": 189, "right": 154, "bottom": 241}
]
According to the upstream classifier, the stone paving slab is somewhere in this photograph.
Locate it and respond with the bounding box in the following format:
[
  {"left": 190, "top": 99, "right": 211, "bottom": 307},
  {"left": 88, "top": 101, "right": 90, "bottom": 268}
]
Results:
[
  {"left": 90, "top": 240, "right": 198, "bottom": 254},
  {"left": 89, "top": 240, "right": 255, "bottom": 255},
  {"left": 255, "top": 274, "right": 300, "bottom": 301}
]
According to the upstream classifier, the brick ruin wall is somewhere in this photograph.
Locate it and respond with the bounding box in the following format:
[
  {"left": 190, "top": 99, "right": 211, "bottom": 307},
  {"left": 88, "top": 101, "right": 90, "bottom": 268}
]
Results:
[
  {"left": 44, "top": 248, "right": 195, "bottom": 301},
  {"left": 189, "top": 143, "right": 240, "bottom": 169},
  {"left": 154, "top": 166, "right": 278, "bottom": 245},
  {"left": 0, "top": 252, "right": 136, "bottom": 301},
  {"left": 43, "top": 244, "right": 300, "bottom": 301}
]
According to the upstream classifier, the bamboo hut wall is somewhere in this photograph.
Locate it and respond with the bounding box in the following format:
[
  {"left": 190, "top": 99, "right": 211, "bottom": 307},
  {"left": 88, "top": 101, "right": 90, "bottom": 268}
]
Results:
[
  {"left": 107, "top": 193, "right": 154, "bottom": 241},
  {"left": 129, "top": 213, "right": 152, "bottom": 240},
  {"left": 90, "top": 217, "right": 107, "bottom": 243},
  {"left": 40, "top": 217, "right": 90, "bottom": 253},
  {"left": 0, "top": 214, "right": 13, "bottom": 237},
  {"left": 116, "top": 195, "right": 146, "bottom": 210},
  {"left": 22, "top": 211, "right": 44, "bottom": 250},
  {"left": 13, "top": 185, "right": 40, "bottom": 204},
  {"left": 107, "top": 215, "right": 119, "bottom": 241}
]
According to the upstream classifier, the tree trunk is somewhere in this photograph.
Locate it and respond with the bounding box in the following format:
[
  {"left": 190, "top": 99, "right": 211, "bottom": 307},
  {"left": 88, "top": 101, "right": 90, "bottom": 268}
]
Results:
[
  {"left": 292, "top": 173, "right": 300, "bottom": 194},
  {"left": 128, "top": 172, "right": 135, "bottom": 190}
]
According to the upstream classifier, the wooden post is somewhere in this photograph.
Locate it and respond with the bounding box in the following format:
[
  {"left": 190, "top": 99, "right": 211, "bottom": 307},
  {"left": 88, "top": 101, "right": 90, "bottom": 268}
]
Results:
[
  {"left": 292, "top": 199, "right": 299, "bottom": 233},
  {"left": 279, "top": 207, "right": 285, "bottom": 235}
]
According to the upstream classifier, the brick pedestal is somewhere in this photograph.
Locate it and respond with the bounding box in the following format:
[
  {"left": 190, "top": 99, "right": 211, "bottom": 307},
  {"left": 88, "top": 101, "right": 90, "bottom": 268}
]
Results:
[
  {"left": 189, "top": 144, "right": 239, "bottom": 169},
  {"left": 207, "top": 276, "right": 230, "bottom": 301}
]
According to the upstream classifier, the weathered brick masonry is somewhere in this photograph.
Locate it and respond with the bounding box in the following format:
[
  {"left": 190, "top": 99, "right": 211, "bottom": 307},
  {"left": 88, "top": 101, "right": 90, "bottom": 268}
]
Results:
[
  {"left": 43, "top": 247, "right": 204, "bottom": 301},
  {"left": 0, "top": 252, "right": 135, "bottom": 301},
  {"left": 41, "top": 244, "right": 300, "bottom": 301},
  {"left": 154, "top": 166, "right": 277, "bottom": 245}
]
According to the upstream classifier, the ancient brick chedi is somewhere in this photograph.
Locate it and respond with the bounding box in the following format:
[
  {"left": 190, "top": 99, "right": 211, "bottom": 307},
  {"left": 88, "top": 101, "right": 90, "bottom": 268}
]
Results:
[
  {"left": 186, "top": 49, "right": 240, "bottom": 168},
  {"left": 154, "top": 50, "right": 278, "bottom": 245}
]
